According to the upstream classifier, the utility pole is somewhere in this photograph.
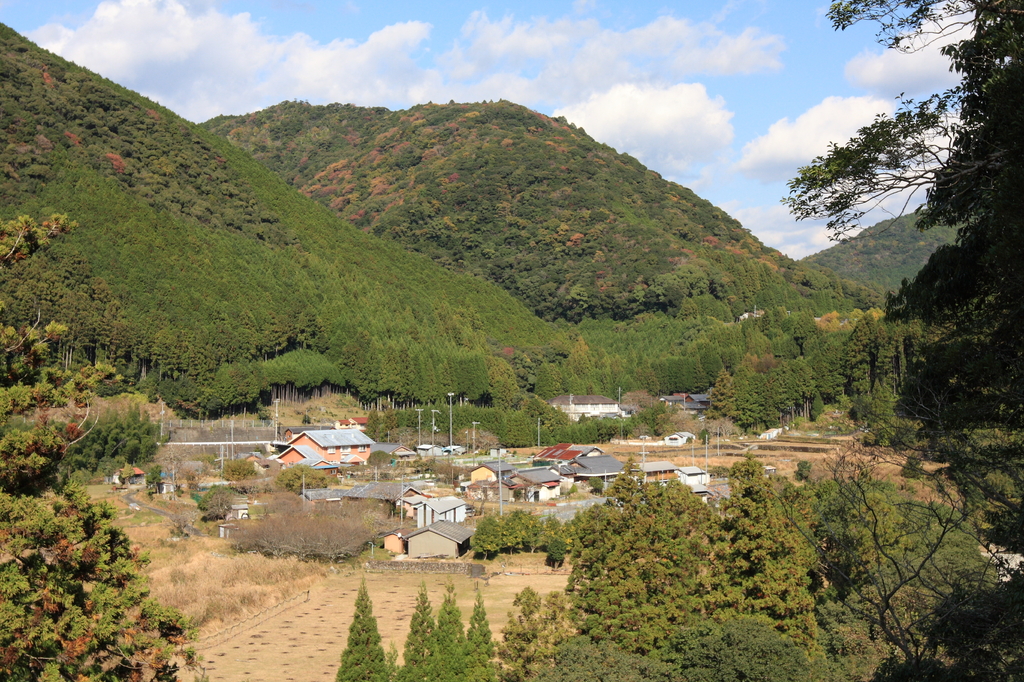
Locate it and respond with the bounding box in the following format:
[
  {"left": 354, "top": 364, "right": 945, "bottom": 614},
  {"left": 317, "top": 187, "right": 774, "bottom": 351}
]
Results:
[
  {"left": 431, "top": 409, "right": 440, "bottom": 453},
  {"left": 498, "top": 447, "right": 504, "bottom": 517},
  {"left": 704, "top": 431, "right": 709, "bottom": 475},
  {"left": 415, "top": 408, "right": 423, "bottom": 450},
  {"left": 447, "top": 393, "right": 455, "bottom": 447},
  {"left": 617, "top": 386, "right": 623, "bottom": 441},
  {"left": 472, "top": 421, "right": 479, "bottom": 455},
  {"left": 274, "top": 398, "right": 280, "bottom": 440},
  {"left": 537, "top": 417, "right": 541, "bottom": 448}
]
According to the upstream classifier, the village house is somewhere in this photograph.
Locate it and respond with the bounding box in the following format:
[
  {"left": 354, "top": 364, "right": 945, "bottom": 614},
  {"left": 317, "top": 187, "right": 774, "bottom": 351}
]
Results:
[
  {"left": 369, "top": 443, "right": 417, "bottom": 461},
  {"left": 568, "top": 455, "right": 624, "bottom": 486},
  {"left": 275, "top": 446, "right": 341, "bottom": 475},
  {"left": 679, "top": 466, "right": 710, "bottom": 487},
  {"left": 469, "top": 461, "right": 518, "bottom": 483},
  {"left": 280, "top": 425, "right": 322, "bottom": 441},
  {"left": 416, "top": 444, "right": 445, "bottom": 458},
  {"left": 335, "top": 417, "right": 368, "bottom": 431},
  {"left": 405, "top": 520, "right": 474, "bottom": 559},
  {"left": 285, "top": 429, "right": 375, "bottom": 464},
  {"left": 410, "top": 496, "right": 469, "bottom": 528},
  {"left": 463, "top": 479, "right": 514, "bottom": 503},
  {"left": 301, "top": 488, "right": 344, "bottom": 504},
  {"left": 533, "top": 443, "right": 605, "bottom": 464},
  {"left": 640, "top": 461, "right": 682, "bottom": 484},
  {"left": 664, "top": 432, "right": 697, "bottom": 446},
  {"left": 548, "top": 395, "right": 625, "bottom": 422},
  {"left": 659, "top": 393, "right": 711, "bottom": 414},
  {"left": 513, "top": 468, "right": 563, "bottom": 502}
]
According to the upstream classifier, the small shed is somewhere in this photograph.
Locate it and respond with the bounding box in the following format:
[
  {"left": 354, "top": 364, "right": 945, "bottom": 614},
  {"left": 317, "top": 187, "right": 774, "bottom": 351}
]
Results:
[
  {"left": 405, "top": 521, "right": 474, "bottom": 558},
  {"left": 218, "top": 523, "right": 239, "bottom": 539},
  {"left": 381, "top": 530, "right": 408, "bottom": 555}
]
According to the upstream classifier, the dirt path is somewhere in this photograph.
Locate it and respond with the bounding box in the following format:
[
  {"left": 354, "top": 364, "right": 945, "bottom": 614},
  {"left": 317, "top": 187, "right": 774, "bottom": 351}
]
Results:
[{"left": 195, "top": 568, "right": 567, "bottom": 682}]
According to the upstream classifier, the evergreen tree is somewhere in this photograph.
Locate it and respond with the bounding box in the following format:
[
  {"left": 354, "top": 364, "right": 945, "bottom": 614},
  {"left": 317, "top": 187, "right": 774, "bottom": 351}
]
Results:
[
  {"left": 465, "top": 590, "right": 497, "bottom": 682},
  {"left": 567, "top": 465, "right": 714, "bottom": 654},
  {"left": 397, "top": 582, "right": 435, "bottom": 682},
  {"left": 707, "top": 369, "right": 736, "bottom": 420},
  {"left": 810, "top": 392, "right": 825, "bottom": 422},
  {"left": 427, "top": 582, "right": 467, "bottom": 682},
  {"left": 709, "top": 457, "right": 818, "bottom": 647},
  {"left": 0, "top": 215, "right": 195, "bottom": 681},
  {"left": 498, "top": 588, "right": 577, "bottom": 682},
  {"left": 337, "top": 581, "right": 389, "bottom": 682}
]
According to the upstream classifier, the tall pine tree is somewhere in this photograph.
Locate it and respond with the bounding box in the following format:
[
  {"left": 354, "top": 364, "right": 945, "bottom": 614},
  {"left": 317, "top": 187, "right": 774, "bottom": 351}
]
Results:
[
  {"left": 709, "top": 457, "right": 818, "bottom": 647},
  {"left": 427, "top": 582, "right": 467, "bottom": 682},
  {"left": 397, "top": 582, "right": 435, "bottom": 682},
  {"left": 465, "top": 589, "right": 497, "bottom": 682},
  {"left": 337, "top": 581, "right": 390, "bottom": 682}
]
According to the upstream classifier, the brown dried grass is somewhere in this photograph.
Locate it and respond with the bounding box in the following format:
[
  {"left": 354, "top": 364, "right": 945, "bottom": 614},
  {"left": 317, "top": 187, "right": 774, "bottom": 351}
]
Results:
[{"left": 144, "top": 535, "right": 327, "bottom": 633}]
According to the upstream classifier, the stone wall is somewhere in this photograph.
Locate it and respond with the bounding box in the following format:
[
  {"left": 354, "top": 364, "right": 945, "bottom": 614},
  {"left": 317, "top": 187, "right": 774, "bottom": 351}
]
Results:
[{"left": 364, "top": 560, "right": 485, "bottom": 578}]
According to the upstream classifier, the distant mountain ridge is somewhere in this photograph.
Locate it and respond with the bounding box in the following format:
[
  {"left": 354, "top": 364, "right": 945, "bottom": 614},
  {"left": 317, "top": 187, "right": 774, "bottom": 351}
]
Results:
[
  {"left": 203, "top": 100, "right": 880, "bottom": 322},
  {"left": 802, "top": 215, "right": 957, "bottom": 292}
]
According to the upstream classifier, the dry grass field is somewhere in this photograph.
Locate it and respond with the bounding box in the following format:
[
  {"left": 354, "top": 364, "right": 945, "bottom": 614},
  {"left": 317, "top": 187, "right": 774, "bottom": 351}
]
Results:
[
  {"left": 194, "top": 559, "right": 567, "bottom": 682},
  {"left": 99, "top": 487, "right": 566, "bottom": 682}
]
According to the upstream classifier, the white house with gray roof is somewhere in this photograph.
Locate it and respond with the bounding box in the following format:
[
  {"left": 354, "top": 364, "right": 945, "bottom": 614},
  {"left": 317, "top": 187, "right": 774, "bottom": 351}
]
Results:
[{"left": 411, "top": 496, "right": 469, "bottom": 528}]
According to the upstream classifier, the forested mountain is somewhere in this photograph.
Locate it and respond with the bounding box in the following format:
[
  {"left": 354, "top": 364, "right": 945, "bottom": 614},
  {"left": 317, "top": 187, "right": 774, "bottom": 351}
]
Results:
[
  {"left": 202, "top": 101, "right": 880, "bottom": 322},
  {"left": 0, "top": 24, "right": 886, "bottom": 420},
  {"left": 802, "top": 215, "right": 957, "bottom": 292},
  {"left": 0, "top": 24, "right": 555, "bottom": 414}
]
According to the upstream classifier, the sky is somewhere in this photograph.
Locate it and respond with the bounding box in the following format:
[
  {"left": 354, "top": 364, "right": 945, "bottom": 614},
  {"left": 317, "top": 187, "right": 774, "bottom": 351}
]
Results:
[{"left": 0, "top": 0, "right": 959, "bottom": 258}]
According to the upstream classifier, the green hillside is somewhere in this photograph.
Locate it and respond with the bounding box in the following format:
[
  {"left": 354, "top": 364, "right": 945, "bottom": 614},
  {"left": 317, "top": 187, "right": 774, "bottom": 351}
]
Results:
[
  {"left": 0, "top": 24, "right": 554, "bottom": 414},
  {"left": 802, "top": 214, "right": 957, "bottom": 292},
  {"left": 203, "top": 101, "right": 880, "bottom": 322}
]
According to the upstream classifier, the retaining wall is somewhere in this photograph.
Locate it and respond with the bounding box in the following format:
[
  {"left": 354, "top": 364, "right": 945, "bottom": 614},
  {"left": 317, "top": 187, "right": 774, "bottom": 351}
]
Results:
[{"left": 364, "top": 560, "right": 485, "bottom": 578}]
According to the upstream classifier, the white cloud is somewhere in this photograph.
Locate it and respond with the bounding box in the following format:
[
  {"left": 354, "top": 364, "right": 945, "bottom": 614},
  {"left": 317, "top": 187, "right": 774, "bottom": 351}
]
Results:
[
  {"left": 725, "top": 202, "right": 833, "bottom": 259},
  {"left": 554, "top": 83, "right": 734, "bottom": 176},
  {"left": 27, "top": 1, "right": 786, "bottom": 123},
  {"left": 845, "top": 43, "right": 958, "bottom": 98},
  {"left": 438, "top": 13, "right": 784, "bottom": 106},
  {"left": 29, "top": 0, "right": 435, "bottom": 121},
  {"left": 735, "top": 95, "right": 893, "bottom": 183},
  {"left": 845, "top": 15, "right": 966, "bottom": 98}
]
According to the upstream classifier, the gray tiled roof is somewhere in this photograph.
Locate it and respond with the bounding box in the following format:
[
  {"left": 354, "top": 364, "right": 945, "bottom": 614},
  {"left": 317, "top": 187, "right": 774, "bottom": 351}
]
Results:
[
  {"left": 302, "top": 488, "right": 344, "bottom": 501},
  {"left": 478, "top": 461, "right": 518, "bottom": 475},
  {"left": 571, "top": 455, "right": 624, "bottom": 476},
  {"left": 516, "top": 468, "right": 562, "bottom": 485},
  {"left": 420, "top": 496, "right": 467, "bottom": 514},
  {"left": 339, "top": 482, "right": 424, "bottom": 501},
  {"left": 296, "top": 429, "right": 375, "bottom": 447},
  {"left": 640, "top": 461, "right": 679, "bottom": 473},
  {"left": 405, "top": 520, "right": 474, "bottom": 543}
]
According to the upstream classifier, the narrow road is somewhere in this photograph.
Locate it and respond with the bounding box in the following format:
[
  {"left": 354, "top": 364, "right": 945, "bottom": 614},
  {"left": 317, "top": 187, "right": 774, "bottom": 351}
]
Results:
[{"left": 124, "top": 490, "right": 207, "bottom": 537}]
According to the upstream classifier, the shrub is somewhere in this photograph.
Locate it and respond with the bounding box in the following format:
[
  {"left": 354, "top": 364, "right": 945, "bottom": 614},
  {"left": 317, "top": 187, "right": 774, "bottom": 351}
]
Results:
[{"left": 795, "top": 460, "right": 812, "bottom": 482}]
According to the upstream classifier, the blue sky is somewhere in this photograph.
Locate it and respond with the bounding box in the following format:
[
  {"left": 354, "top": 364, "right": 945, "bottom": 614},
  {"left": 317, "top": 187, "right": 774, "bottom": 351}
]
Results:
[{"left": 0, "top": 0, "right": 957, "bottom": 257}]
